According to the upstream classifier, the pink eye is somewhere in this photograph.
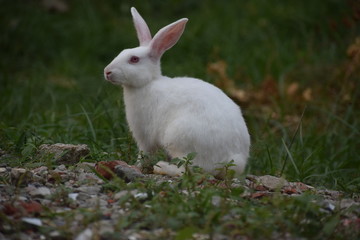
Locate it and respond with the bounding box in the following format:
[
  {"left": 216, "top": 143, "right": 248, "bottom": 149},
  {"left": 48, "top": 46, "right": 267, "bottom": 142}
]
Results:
[{"left": 129, "top": 56, "right": 140, "bottom": 64}]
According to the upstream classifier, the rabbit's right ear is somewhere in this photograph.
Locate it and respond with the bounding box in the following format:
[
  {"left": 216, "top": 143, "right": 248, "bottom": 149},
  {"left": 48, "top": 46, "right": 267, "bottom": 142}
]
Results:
[
  {"left": 149, "top": 18, "right": 188, "bottom": 60},
  {"left": 131, "top": 7, "right": 152, "bottom": 46}
]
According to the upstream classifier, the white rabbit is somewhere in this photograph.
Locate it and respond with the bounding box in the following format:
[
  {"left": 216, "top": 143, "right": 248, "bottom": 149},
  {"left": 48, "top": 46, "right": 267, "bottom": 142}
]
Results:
[{"left": 104, "top": 7, "right": 250, "bottom": 177}]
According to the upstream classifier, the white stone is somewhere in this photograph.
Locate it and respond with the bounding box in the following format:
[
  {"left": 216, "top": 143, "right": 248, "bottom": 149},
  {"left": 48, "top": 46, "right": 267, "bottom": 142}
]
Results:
[
  {"left": 340, "top": 198, "right": 360, "bottom": 209},
  {"left": 75, "top": 228, "right": 93, "bottom": 240},
  {"left": 22, "top": 217, "right": 42, "bottom": 226},
  {"left": 77, "top": 186, "right": 101, "bottom": 195},
  {"left": 38, "top": 143, "right": 90, "bottom": 164},
  {"left": 29, "top": 187, "right": 51, "bottom": 197},
  {"left": 114, "top": 190, "right": 129, "bottom": 200},
  {"left": 258, "top": 175, "right": 288, "bottom": 190},
  {"left": 68, "top": 193, "right": 79, "bottom": 201}
]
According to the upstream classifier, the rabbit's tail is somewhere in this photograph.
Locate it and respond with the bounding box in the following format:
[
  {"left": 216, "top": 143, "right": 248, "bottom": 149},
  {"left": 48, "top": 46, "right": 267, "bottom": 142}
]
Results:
[{"left": 229, "top": 153, "right": 247, "bottom": 174}]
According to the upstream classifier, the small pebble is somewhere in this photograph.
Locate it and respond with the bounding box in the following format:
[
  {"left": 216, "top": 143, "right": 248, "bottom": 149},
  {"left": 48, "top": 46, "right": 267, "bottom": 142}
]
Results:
[
  {"left": 29, "top": 187, "right": 51, "bottom": 197},
  {"left": 68, "top": 193, "right": 79, "bottom": 201},
  {"left": 77, "top": 186, "right": 101, "bottom": 195},
  {"left": 22, "top": 217, "right": 43, "bottom": 227}
]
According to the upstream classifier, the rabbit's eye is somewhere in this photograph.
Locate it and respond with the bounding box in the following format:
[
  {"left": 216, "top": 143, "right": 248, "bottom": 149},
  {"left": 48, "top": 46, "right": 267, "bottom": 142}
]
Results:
[{"left": 129, "top": 56, "right": 140, "bottom": 64}]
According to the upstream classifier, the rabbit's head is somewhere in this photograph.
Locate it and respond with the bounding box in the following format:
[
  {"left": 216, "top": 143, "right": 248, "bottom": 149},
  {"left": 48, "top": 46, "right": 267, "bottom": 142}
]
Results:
[{"left": 104, "top": 7, "right": 188, "bottom": 88}]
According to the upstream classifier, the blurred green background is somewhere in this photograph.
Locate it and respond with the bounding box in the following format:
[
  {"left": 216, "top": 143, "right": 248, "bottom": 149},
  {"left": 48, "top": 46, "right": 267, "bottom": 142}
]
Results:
[{"left": 1, "top": 0, "right": 359, "bottom": 190}]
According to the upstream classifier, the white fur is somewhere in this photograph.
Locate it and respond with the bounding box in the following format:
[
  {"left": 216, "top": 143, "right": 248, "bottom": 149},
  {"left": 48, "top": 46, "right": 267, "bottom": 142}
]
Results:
[{"left": 104, "top": 7, "right": 250, "bottom": 176}]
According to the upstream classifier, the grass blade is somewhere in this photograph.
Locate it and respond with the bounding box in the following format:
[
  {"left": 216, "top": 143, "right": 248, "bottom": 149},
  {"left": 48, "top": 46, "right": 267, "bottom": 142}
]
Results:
[
  {"left": 281, "top": 138, "right": 300, "bottom": 176},
  {"left": 81, "top": 105, "right": 97, "bottom": 142},
  {"left": 280, "top": 107, "right": 306, "bottom": 176}
]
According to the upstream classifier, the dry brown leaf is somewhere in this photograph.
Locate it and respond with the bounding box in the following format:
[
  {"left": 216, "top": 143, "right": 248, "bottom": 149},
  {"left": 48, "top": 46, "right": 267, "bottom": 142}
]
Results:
[
  {"left": 253, "top": 76, "right": 279, "bottom": 103},
  {"left": 95, "top": 160, "right": 141, "bottom": 180},
  {"left": 294, "top": 182, "right": 313, "bottom": 192},
  {"left": 49, "top": 76, "right": 77, "bottom": 89},
  {"left": 20, "top": 201, "right": 43, "bottom": 215},
  {"left": 2, "top": 200, "right": 43, "bottom": 217},
  {"left": 287, "top": 82, "right": 299, "bottom": 97},
  {"left": 341, "top": 218, "right": 360, "bottom": 228},
  {"left": 228, "top": 89, "right": 249, "bottom": 102},
  {"left": 250, "top": 191, "right": 270, "bottom": 199},
  {"left": 207, "top": 60, "right": 232, "bottom": 89},
  {"left": 345, "top": 37, "right": 360, "bottom": 78},
  {"left": 2, "top": 203, "right": 18, "bottom": 216},
  {"left": 282, "top": 187, "right": 298, "bottom": 195},
  {"left": 302, "top": 88, "right": 313, "bottom": 101},
  {"left": 254, "top": 184, "right": 268, "bottom": 191},
  {"left": 207, "top": 60, "right": 248, "bottom": 104},
  {"left": 261, "top": 76, "right": 278, "bottom": 96},
  {"left": 347, "top": 37, "right": 360, "bottom": 60},
  {"left": 42, "top": 0, "right": 69, "bottom": 13},
  {"left": 95, "top": 160, "right": 124, "bottom": 180}
]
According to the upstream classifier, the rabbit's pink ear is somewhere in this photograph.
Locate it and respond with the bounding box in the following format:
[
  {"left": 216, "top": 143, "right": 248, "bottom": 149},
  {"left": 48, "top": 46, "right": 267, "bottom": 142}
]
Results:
[
  {"left": 131, "top": 7, "right": 152, "bottom": 46},
  {"left": 149, "top": 18, "right": 188, "bottom": 60}
]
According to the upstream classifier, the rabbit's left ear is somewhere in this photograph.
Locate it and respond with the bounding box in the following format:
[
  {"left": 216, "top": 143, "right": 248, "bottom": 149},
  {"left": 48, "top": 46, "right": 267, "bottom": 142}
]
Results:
[
  {"left": 131, "top": 7, "right": 152, "bottom": 46},
  {"left": 149, "top": 18, "right": 188, "bottom": 60}
]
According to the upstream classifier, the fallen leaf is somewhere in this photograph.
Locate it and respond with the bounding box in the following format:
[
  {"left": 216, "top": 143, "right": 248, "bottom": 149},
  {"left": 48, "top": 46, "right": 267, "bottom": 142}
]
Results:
[
  {"left": 294, "top": 182, "right": 313, "bottom": 192},
  {"left": 206, "top": 179, "right": 220, "bottom": 185},
  {"left": 287, "top": 82, "right": 299, "bottom": 97},
  {"left": 229, "top": 88, "right": 249, "bottom": 103},
  {"left": 341, "top": 218, "right": 360, "bottom": 228},
  {"left": 2, "top": 200, "right": 43, "bottom": 217},
  {"left": 345, "top": 37, "right": 360, "bottom": 78},
  {"left": 207, "top": 60, "right": 248, "bottom": 103},
  {"left": 20, "top": 201, "right": 43, "bottom": 215},
  {"left": 282, "top": 187, "right": 298, "bottom": 195},
  {"left": 250, "top": 192, "right": 270, "bottom": 199},
  {"left": 49, "top": 76, "right": 77, "bottom": 89},
  {"left": 261, "top": 76, "right": 278, "bottom": 97},
  {"left": 207, "top": 60, "right": 231, "bottom": 89},
  {"left": 42, "top": 0, "right": 69, "bottom": 13},
  {"left": 159, "top": 191, "right": 167, "bottom": 197},
  {"left": 302, "top": 88, "right": 313, "bottom": 101},
  {"left": 347, "top": 37, "right": 360, "bottom": 59},
  {"left": 254, "top": 184, "right": 268, "bottom": 191},
  {"left": 95, "top": 161, "right": 119, "bottom": 179},
  {"left": 284, "top": 115, "right": 301, "bottom": 127},
  {"left": 95, "top": 160, "right": 141, "bottom": 180},
  {"left": 2, "top": 203, "right": 17, "bottom": 216},
  {"left": 253, "top": 76, "right": 279, "bottom": 103}
]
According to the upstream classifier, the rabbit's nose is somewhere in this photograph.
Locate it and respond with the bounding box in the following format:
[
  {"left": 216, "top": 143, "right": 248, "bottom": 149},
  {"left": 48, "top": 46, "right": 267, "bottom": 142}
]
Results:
[{"left": 105, "top": 71, "right": 112, "bottom": 79}]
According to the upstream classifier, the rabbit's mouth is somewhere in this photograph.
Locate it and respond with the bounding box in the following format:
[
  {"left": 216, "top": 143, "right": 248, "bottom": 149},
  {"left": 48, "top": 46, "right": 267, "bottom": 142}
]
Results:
[
  {"left": 104, "top": 68, "right": 127, "bottom": 86},
  {"left": 106, "top": 77, "right": 122, "bottom": 86}
]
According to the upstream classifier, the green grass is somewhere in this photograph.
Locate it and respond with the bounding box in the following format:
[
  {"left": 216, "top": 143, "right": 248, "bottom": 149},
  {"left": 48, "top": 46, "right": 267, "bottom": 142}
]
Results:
[
  {"left": 0, "top": 0, "right": 360, "bottom": 238},
  {"left": 1, "top": 0, "right": 359, "bottom": 189},
  {"left": 106, "top": 179, "right": 344, "bottom": 239}
]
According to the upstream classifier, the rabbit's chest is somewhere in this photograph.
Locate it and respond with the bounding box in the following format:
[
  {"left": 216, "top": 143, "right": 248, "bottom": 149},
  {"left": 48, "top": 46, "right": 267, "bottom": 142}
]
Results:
[{"left": 123, "top": 88, "right": 165, "bottom": 143}]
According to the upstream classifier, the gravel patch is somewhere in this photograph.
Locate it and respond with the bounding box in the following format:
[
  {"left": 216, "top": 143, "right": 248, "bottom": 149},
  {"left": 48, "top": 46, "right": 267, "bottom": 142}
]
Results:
[{"left": 0, "top": 162, "right": 359, "bottom": 239}]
